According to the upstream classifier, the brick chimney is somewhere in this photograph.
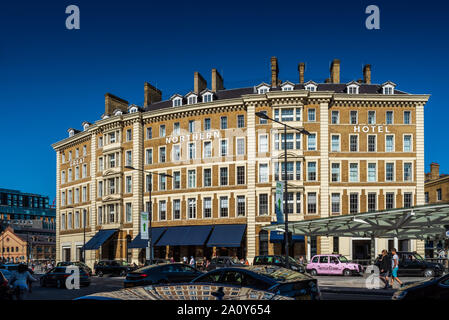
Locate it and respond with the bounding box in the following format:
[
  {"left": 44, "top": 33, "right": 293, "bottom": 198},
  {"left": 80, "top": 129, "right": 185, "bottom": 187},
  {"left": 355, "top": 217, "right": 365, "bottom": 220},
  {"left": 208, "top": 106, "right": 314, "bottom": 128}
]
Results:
[
  {"left": 330, "top": 59, "right": 340, "bottom": 84},
  {"left": 298, "top": 62, "right": 305, "bottom": 84},
  {"left": 271, "top": 56, "right": 279, "bottom": 87},
  {"left": 324, "top": 78, "right": 331, "bottom": 83},
  {"left": 105, "top": 93, "right": 128, "bottom": 115},
  {"left": 430, "top": 162, "right": 440, "bottom": 180},
  {"left": 211, "top": 68, "right": 224, "bottom": 92},
  {"left": 144, "top": 82, "right": 162, "bottom": 107},
  {"left": 363, "top": 64, "right": 371, "bottom": 84},
  {"left": 194, "top": 72, "right": 207, "bottom": 94}
]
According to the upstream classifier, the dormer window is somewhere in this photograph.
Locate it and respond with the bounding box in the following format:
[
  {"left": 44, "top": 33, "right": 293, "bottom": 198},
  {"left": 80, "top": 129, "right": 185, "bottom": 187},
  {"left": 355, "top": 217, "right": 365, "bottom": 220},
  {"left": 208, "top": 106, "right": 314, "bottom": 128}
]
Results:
[
  {"left": 128, "top": 105, "right": 138, "bottom": 113},
  {"left": 281, "top": 81, "right": 294, "bottom": 91},
  {"left": 188, "top": 96, "right": 197, "bottom": 105},
  {"left": 256, "top": 83, "right": 270, "bottom": 94},
  {"left": 82, "top": 122, "right": 90, "bottom": 131},
  {"left": 171, "top": 94, "right": 183, "bottom": 107},
  {"left": 346, "top": 81, "right": 360, "bottom": 94},
  {"left": 101, "top": 114, "right": 109, "bottom": 120},
  {"left": 68, "top": 129, "right": 75, "bottom": 137},
  {"left": 201, "top": 89, "right": 214, "bottom": 103},
  {"left": 114, "top": 109, "right": 123, "bottom": 116},
  {"left": 304, "top": 81, "right": 317, "bottom": 92},
  {"left": 382, "top": 81, "right": 396, "bottom": 95}
]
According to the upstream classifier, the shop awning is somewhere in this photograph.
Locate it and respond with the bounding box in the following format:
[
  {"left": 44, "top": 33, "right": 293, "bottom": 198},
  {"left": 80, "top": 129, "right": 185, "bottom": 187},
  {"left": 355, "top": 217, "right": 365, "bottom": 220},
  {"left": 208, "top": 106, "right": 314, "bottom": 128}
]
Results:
[
  {"left": 155, "top": 225, "right": 213, "bottom": 246},
  {"left": 128, "top": 228, "right": 167, "bottom": 249},
  {"left": 270, "top": 230, "right": 305, "bottom": 243},
  {"left": 207, "top": 224, "right": 246, "bottom": 247},
  {"left": 82, "top": 229, "right": 118, "bottom": 250}
]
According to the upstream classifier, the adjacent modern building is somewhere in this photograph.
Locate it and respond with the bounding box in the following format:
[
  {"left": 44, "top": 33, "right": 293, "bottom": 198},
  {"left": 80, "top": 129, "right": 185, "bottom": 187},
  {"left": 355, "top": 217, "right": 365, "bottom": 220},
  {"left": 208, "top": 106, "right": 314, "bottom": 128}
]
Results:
[{"left": 52, "top": 57, "right": 429, "bottom": 268}]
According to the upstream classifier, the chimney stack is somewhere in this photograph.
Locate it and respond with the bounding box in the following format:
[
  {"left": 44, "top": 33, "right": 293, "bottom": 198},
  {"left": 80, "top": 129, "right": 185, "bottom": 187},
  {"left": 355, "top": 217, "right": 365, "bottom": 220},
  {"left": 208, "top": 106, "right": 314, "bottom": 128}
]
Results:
[
  {"left": 104, "top": 93, "right": 128, "bottom": 115},
  {"left": 298, "top": 62, "right": 305, "bottom": 84},
  {"left": 194, "top": 72, "right": 207, "bottom": 94},
  {"left": 144, "top": 82, "right": 162, "bottom": 107},
  {"left": 430, "top": 162, "right": 440, "bottom": 180},
  {"left": 330, "top": 59, "right": 340, "bottom": 84},
  {"left": 211, "top": 68, "right": 224, "bottom": 92},
  {"left": 363, "top": 64, "right": 371, "bottom": 84},
  {"left": 271, "top": 56, "right": 279, "bottom": 87}
]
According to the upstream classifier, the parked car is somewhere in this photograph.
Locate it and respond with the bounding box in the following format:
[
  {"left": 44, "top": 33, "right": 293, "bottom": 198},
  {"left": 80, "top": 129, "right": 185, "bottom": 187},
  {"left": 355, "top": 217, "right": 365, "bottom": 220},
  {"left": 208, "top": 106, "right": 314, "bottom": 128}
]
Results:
[
  {"left": 253, "top": 255, "right": 305, "bottom": 273},
  {"left": 396, "top": 251, "right": 444, "bottom": 277},
  {"left": 0, "top": 270, "right": 13, "bottom": 300},
  {"left": 392, "top": 273, "right": 449, "bottom": 300},
  {"left": 206, "top": 257, "right": 245, "bottom": 271},
  {"left": 306, "top": 254, "right": 363, "bottom": 276},
  {"left": 40, "top": 266, "right": 91, "bottom": 288},
  {"left": 124, "top": 263, "right": 203, "bottom": 288},
  {"left": 94, "top": 260, "right": 137, "bottom": 277},
  {"left": 191, "top": 265, "right": 320, "bottom": 300},
  {"left": 76, "top": 283, "right": 293, "bottom": 300},
  {"left": 57, "top": 261, "right": 93, "bottom": 276}
]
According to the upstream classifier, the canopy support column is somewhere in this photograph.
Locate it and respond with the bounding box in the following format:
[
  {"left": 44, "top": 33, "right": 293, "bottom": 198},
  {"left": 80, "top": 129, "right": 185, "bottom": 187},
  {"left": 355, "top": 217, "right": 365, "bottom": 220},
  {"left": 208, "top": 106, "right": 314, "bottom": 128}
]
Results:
[{"left": 370, "top": 234, "right": 376, "bottom": 265}]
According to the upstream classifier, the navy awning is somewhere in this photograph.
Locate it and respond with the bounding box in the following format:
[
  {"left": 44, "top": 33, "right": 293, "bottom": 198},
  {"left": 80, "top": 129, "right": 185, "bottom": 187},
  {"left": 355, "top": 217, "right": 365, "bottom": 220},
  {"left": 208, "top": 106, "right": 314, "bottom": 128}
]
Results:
[
  {"left": 207, "top": 224, "right": 246, "bottom": 247},
  {"left": 82, "top": 229, "right": 118, "bottom": 250},
  {"left": 270, "top": 230, "right": 304, "bottom": 243},
  {"left": 156, "top": 225, "right": 213, "bottom": 246},
  {"left": 128, "top": 228, "right": 167, "bottom": 249}
]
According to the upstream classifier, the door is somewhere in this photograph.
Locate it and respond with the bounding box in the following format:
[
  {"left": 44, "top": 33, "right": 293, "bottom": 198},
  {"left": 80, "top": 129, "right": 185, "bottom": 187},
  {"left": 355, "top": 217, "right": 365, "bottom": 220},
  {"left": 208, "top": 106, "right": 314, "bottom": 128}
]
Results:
[
  {"left": 329, "top": 256, "right": 341, "bottom": 275},
  {"left": 318, "top": 256, "right": 330, "bottom": 274}
]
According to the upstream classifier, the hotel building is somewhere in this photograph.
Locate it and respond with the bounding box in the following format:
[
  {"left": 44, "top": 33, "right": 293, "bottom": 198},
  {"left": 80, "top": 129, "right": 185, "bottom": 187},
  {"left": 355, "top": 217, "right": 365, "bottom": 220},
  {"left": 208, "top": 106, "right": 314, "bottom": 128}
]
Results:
[{"left": 52, "top": 57, "right": 429, "bottom": 267}]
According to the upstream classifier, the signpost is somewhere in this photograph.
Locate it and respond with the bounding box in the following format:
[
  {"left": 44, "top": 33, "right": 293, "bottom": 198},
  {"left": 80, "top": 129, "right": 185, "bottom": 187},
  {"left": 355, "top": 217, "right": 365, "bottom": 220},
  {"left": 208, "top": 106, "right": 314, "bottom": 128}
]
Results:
[
  {"left": 141, "top": 212, "right": 149, "bottom": 240},
  {"left": 275, "top": 181, "right": 284, "bottom": 224}
]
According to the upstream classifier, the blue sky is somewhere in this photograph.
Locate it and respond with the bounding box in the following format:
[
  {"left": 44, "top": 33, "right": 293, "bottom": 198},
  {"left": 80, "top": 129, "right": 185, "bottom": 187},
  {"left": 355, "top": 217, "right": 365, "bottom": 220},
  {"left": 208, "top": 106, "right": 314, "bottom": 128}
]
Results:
[{"left": 1, "top": 0, "right": 448, "bottom": 201}]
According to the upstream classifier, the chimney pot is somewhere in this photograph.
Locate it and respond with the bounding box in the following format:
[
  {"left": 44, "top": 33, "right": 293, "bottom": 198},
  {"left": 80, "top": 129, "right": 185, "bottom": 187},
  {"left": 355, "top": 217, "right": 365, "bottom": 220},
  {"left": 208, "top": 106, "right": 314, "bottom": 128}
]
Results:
[
  {"left": 194, "top": 72, "right": 207, "bottom": 94},
  {"left": 271, "top": 57, "right": 279, "bottom": 87},
  {"left": 330, "top": 59, "right": 340, "bottom": 84},
  {"left": 363, "top": 64, "right": 372, "bottom": 84},
  {"left": 298, "top": 62, "right": 305, "bottom": 84}
]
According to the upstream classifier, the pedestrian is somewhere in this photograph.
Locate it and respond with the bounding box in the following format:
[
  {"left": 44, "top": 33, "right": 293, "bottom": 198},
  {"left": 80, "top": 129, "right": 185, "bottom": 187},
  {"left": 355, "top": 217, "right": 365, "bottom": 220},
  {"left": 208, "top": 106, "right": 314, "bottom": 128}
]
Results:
[
  {"left": 169, "top": 256, "right": 175, "bottom": 263},
  {"left": 189, "top": 256, "right": 195, "bottom": 268},
  {"left": 390, "top": 248, "right": 403, "bottom": 288},
  {"left": 182, "top": 256, "right": 187, "bottom": 264},
  {"left": 9, "top": 263, "right": 38, "bottom": 300},
  {"left": 378, "top": 250, "right": 391, "bottom": 289},
  {"left": 298, "top": 256, "right": 304, "bottom": 265}
]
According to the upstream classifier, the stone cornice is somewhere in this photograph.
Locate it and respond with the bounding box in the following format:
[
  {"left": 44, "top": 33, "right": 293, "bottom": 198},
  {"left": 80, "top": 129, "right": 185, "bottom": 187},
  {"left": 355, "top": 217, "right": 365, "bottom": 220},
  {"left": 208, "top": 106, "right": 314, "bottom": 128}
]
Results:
[{"left": 332, "top": 94, "right": 430, "bottom": 107}]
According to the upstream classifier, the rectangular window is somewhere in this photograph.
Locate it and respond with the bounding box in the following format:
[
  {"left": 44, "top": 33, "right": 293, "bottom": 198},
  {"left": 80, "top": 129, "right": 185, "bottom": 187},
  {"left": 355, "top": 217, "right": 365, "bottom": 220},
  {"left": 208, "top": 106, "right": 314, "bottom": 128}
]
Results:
[
  {"left": 331, "top": 193, "right": 340, "bottom": 214},
  {"left": 61, "top": 191, "right": 66, "bottom": 206},
  {"left": 68, "top": 169, "right": 72, "bottom": 182},
  {"left": 109, "top": 153, "right": 116, "bottom": 168},
  {"left": 98, "top": 181, "right": 103, "bottom": 197},
  {"left": 188, "top": 120, "right": 195, "bottom": 133},
  {"left": 68, "top": 212, "right": 72, "bottom": 229},
  {"left": 350, "top": 135, "right": 358, "bottom": 152},
  {"left": 259, "top": 164, "right": 268, "bottom": 183},
  {"left": 296, "top": 193, "right": 301, "bottom": 214},
  {"left": 386, "top": 163, "right": 394, "bottom": 181},
  {"left": 368, "top": 193, "right": 377, "bottom": 212},
  {"left": 280, "top": 162, "right": 294, "bottom": 181},
  {"left": 68, "top": 190, "right": 72, "bottom": 205},
  {"left": 203, "top": 168, "right": 212, "bottom": 187},
  {"left": 159, "top": 175, "right": 166, "bottom": 191},
  {"left": 98, "top": 137, "right": 103, "bottom": 147},
  {"left": 203, "top": 198, "right": 212, "bottom": 218},
  {"left": 386, "top": 192, "right": 395, "bottom": 209},
  {"left": 425, "top": 192, "right": 429, "bottom": 204},
  {"left": 403, "top": 135, "right": 412, "bottom": 152},
  {"left": 259, "top": 194, "right": 268, "bottom": 215},
  {"left": 188, "top": 170, "right": 196, "bottom": 188},
  {"left": 308, "top": 133, "right": 316, "bottom": 151},
  {"left": 126, "top": 203, "right": 132, "bottom": 223},
  {"left": 350, "top": 193, "right": 359, "bottom": 214},
  {"left": 368, "top": 111, "right": 376, "bottom": 124},
  {"left": 284, "top": 192, "right": 294, "bottom": 214},
  {"left": 274, "top": 109, "right": 279, "bottom": 121},
  {"left": 307, "top": 193, "right": 317, "bottom": 214},
  {"left": 159, "top": 147, "right": 166, "bottom": 163},
  {"left": 220, "top": 140, "right": 228, "bottom": 156},
  {"left": 295, "top": 108, "right": 301, "bottom": 121},
  {"left": 126, "top": 150, "right": 132, "bottom": 166},
  {"left": 368, "top": 135, "right": 376, "bottom": 152},
  {"left": 236, "top": 138, "right": 245, "bottom": 155},
  {"left": 331, "top": 111, "right": 339, "bottom": 124},
  {"left": 404, "top": 162, "right": 412, "bottom": 181},
  {"left": 159, "top": 201, "right": 166, "bottom": 221},
  {"left": 188, "top": 142, "right": 195, "bottom": 160},
  {"left": 368, "top": 163, "right": 377, "bottom": 182},
  {"left": 404, "top": 193, "right": 412, "bottom": 208},
  {"left": 219, "top": 197, "right": 228, "bottom": 217},
  {"left": 109, "top": 132, "right": 116, "bottom": 144},
  {"left": 296, "top": 162, "right": 301, "bottom": 180},
  {"left": 108, "top": 204, "right": 115, "bottom": 223},
  {"left": 146, "top": 127, "right": 152, "bottom": 139},
  {"left": 83, "top": 145, "right": 87, "bottom": 156},
  {"left": 237, "top": 166, "right": 245, "bottom": 185},
  {"left": 259, "top": 135, "right": 268, "bottom": 153},
  {"left": 386, "top": 135, "right": 394, "bottom": 152},
  {"left": 75, "top": 166, "right": 80, "bottom": 180},
  {"left": 173, "top": 171, "right": 181, "bottom": 189},
  {"left": 204, "top": 118, "right": 211, "bottom": 131},
  {"left": 74, "top": 188, "right": 79, "bottom": 203},
  {"left": 188, "top": 198, "right": 196, "bottom": 219},
  {"left": 308, "top": 109, "right": 316, "bottom": 122},
  {"left": 146, "top": 149, "right": 153, "bottom": 165},
  {"left": 349, "top": 163, "right": 358, "bottom": 182},
  {"left": 126, "top": 176, "right": 132, "bottom": 193},
  {"left": 173, "top": 199, "right": 181, "bottom": 220},
  {"left": 220, "top": 167, "right": 228, "bottom": 186},
  {"left": 307, "top": 162, "right": 316, "bottom": 181},
  {"left": 159, "top": 125, "right": 166, "bottom": 137},
  {"left": 259, "top": 111, "right": 268, "bottom": 124},
  {"left": 331, "top": 135, "right": 340, "bottom": 152},
  {"left": 61, "top": 171, "right": 66, "bottom": 184},
  {"left": 237, "top": 196, "right": 246, "bottom": 216},
  {"left": 82, "top": 186, "right": 87, "bottom": 202},
  {"left": 331, "top": 163, "right": 340, "bottom": 182},
  {"left": 108, "top": 178, "right": 115, "bottom": 194},
  {"left": 97, "top": 207, "right": 102, "bottom": 225},
  {"left": 404, "top": 111, "right": 411, "bottom": 124},
  {"left": 126, "top": 129, "right": 132, "bottom": 141},
  {"left": 386, "top": 111, "right": 393, "bottom": 124},
  {"left": 203, "top": 141, "right": 212, "bottom": 158},
  {"left": 173, "top": 122, "right": 180, "bottom": 136},
  {"left": 281, "top": 109, "right": 294, "bottom": 122},
  {"left": 437, "top": 189, "right": 442, "bottom": 201},
  {"left": 220, "top": 116, "right": 228, "bottom": 129},
  {"left": 237, "top": 115, "right": 245, "bottom": 128},
  {"left": 295, "top": 133, "right": 301, "bottom": 150},
  {"left": 350, "top": 111, "right": 358, "bottom": 124},
  {"left": 146, "top": 174, "right": 152, "bottom": 192},
  {"left": 82, "top": 164, "right": 87, "bottom": 178}
]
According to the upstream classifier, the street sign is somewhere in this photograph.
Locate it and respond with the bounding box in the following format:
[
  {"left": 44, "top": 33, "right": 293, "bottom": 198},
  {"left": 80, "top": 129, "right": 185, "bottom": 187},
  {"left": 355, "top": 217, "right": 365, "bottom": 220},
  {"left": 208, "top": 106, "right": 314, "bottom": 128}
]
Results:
[
  {"left": 141, "top": 212, "right": 149, "bottom": 240},
  {"left": 275, "top": 181, "right": 284, "bottom": 224}
]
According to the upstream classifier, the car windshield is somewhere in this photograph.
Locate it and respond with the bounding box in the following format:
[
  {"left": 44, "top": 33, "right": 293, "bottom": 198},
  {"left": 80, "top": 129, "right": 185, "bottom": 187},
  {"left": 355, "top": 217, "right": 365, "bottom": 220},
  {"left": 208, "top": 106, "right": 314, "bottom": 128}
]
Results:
[
  {"left": 338, "top": 256, "right": 349, "bottom": 263},
  {"left": 413, "top": 253, "right": 425, "bottom": 261}
]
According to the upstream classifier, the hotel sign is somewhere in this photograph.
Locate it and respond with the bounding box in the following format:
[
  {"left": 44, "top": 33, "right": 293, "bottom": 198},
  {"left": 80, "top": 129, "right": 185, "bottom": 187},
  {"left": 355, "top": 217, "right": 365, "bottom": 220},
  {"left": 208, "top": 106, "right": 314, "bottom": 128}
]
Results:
[
  {"left": 165, "top": 130, "right": 220, "bottom": 144},
  {"left": 69, "top": 157, "right": 85, "bottom": 167},
  {"left": 353, "top": 125, "right": 390, "bottom": 133}
]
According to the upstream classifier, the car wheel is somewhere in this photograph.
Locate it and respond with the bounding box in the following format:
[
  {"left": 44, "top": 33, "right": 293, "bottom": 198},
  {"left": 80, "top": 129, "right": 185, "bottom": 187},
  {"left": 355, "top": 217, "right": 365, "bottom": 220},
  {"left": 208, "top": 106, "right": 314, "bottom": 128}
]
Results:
[
  {"left": 97, "top": 271, "right": 104, "bottom": 277},
  {"left": 56, "top": 279, "right": 65, "bottom": 289},
  {"left": 343, "top": 269, "right": 352, "bottom": 277},
  {"left": 424, "top": 269, "right": 435, "bottom": 278},
  {"left": 309, "top": 269, "right": 317, "bottom": 276}
]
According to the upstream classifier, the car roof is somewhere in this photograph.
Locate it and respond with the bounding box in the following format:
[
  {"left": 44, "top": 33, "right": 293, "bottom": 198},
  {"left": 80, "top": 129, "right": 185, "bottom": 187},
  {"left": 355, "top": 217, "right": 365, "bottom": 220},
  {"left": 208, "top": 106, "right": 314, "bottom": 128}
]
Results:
[
  {"left": 207, "top": 266, "right": 313, "bottom": 283},
  {"left": 134, "top": 262, "right": 185, "bottom": 272}
]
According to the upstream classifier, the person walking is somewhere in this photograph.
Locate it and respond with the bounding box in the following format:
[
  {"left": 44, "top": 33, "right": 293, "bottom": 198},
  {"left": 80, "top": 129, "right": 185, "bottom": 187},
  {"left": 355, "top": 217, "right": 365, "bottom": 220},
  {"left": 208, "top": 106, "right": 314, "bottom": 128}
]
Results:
[
  {"left": 189, "top": 256, "right": 195, "bottom": 268},
  {"left": 9, "top": 263, "right": 38, "bottom": 300},
  {"left": 378, "top": 250, "right": 391, "bottom": 289},
  {"left": 390, "top": 248, "right": 403, "bottom": 288},
  {"left": 182, "top": 256, "right": 188, "bottom": 264}
]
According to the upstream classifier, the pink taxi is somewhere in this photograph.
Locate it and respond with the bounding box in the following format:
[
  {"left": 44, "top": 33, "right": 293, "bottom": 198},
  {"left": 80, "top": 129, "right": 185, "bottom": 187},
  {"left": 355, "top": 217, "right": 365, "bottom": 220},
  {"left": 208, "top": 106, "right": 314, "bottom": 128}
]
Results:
[{"left": 306, "top": 254, "right": 363, "bottom": 276}]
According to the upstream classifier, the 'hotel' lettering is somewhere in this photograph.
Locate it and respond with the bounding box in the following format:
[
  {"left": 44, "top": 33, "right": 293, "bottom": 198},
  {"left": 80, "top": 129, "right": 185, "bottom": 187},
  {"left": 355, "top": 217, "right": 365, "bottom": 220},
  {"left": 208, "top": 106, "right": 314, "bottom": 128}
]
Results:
[{"left": 354, "top": 125, "right": 390, "bottom": 133}]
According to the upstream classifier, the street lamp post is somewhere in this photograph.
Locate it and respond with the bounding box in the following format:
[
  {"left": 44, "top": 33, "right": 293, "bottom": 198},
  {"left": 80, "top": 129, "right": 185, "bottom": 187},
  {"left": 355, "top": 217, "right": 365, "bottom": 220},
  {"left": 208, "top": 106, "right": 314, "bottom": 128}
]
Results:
[
  {"left": 125, "top": 165, "right": 172, "bottom": 265},
  {"left": 82, "top": 209, "right": 86, "bottom": 263},
  {"left": 255, "top": 112, "right": 309, "bottom": 269}
]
